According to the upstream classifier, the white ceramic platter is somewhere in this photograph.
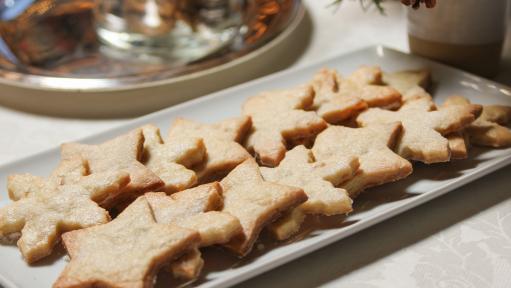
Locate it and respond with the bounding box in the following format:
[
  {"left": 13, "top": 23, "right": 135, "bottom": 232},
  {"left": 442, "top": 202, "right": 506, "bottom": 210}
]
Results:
[{"left": 1, "top": 46, "right": 510, "bottom": 288}]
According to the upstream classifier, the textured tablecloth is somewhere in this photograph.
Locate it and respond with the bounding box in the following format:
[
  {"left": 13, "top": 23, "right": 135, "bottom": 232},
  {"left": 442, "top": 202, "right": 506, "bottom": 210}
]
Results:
[{"left": 1, "top": 1, "right": 510, "bottom": 287}]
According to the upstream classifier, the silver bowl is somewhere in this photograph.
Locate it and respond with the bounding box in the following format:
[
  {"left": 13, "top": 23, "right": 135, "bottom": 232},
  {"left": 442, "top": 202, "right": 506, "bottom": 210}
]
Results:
[{"left": 0, "top": 0, "right": 303, "bottom": 91}]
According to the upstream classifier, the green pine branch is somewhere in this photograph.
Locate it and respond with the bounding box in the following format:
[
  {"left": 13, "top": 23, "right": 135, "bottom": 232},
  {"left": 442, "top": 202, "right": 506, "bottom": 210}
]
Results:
[{"left": 330, "top": 0, "right": 386, "bottom": 14}]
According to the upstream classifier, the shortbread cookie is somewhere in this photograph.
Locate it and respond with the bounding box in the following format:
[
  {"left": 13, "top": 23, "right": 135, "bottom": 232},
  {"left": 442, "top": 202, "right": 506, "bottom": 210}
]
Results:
[
  {"left": 243, "top": 85, "right": 327, "bottom": 166},
  {"left": 268, "top": 209, "right": 306, "bottom": 242},
  {"left": 438, "top": 97, "right": 470, "bottom": 159},
  {"left": 357, "top": 96, "right": 482, "bottom": 163},
  {"left": 145, "top": 183, "right": 239, "bottom": 246},
  {"left": 401, "top": 85, "right": 436, "bottom": 104},
  {"left": 345, "top": 66, "right": 402, "bottom": 108},
  {"left": 446, "top": 132, "right": 469, "bottom": 159},
  {"left": 444, "top": 96, "right": 511, "bottom": 148},
  {"left": 8, "top": 156, "right": 88, "bottom": 201},
  {"left": 170, "top": 248, "right": 204, "bottom": 280},
  {"left": 55, "top": 196, "right": 200, "bottom": 288},
  {"left": 311, "top": 68, "right": 367, "bottom": 123},
  {"left": 7, "top": 174, "right": 46, "bottom": 201},
  {"left": 142, "top": 124, "right": 205, "bottom": 193},
  {"left": 383, "top": 69, "right": 431, "bottom": 94},
  {"left": 313, "top": 123, "right": 413, "bottom": 197},
  {"left": 0, "top": 167, "right": 129, "bottom": 263},
  {"left": 167, "top": 117, "right": 252, "bottom": 183},
  {"left": 221, "top": 159, "right": 307, "bottom": 256},
  {"left": 402, "top": 91, "right": 466, "bottom": 160},
  {"left": 261, "top": 145, "right": 357, "bottom": 240},
  {"left": 45, "top": 156, "right": 89, "bottom": 186},
  {"left": 468, "top": 105, "right": 511, "bottom": 147},
  {"left": 145, "top": 183, "right": 241, "bottom": 279},
  {"left": 61, "top": 129, "right": 163, "bottom": 207}
]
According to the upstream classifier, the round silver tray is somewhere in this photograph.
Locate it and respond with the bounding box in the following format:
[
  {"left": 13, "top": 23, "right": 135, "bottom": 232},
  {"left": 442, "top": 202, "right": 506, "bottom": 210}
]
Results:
[{"left": 0, "top": 0, "right": 305, "bottom": 117}]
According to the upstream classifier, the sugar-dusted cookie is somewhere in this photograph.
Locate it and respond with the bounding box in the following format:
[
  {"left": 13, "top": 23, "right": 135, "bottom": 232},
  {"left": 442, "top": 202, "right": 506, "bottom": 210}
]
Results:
[
  {"left": 313, "top": 123, "right": 412, "bottom": 197},
  {"left": 401, "top": 85, "right": 436, "bottom": 104},
  {"left": 54, "top": 196, "right": 200, "bottom": 288},
  {"left": 221, "top": 159, "right": 307, "bottom": 256},
  {"left": 444, "top": 96, "right": 511, "bottom": 148},
  {"left": 61, "top": 129, "right": 163, "bottom": 207},
  {"left": 468, "top": 106, "right": 511, "bottom": 147},
  {"left": 145, "top": 183, "right": 238, "bottom": 245},
  {"left": 145, "top": 183, "right": 242, "bottom": 280},
  {"left": 142, "top": 124, "right": 205, "bottom": 193},
  {"left": 383, "top": 69, "right": 432, "bottom": 94},
  {"left": 345, "top": 66, "right": 402, "bottom": 108},
  {"left": 357, "top": 96, "right": 481, "bottom": 163},
  {"left": 311, "top": 68, "right": 368, "bottom": 124},
  {"left": 438, "top": 96, "right": 470, "bottom": 159},
  {"left": 7, "top": 174, "right": 45, "bottom": 201},
  {"left": 170, "top": 248, "right": 204, "bottom": 280},
  {"left": 0, "top": 165, "right": 129, "bottom": 263},
  {"left": 446, "top": 132, "right": 469, "bottom": 159},
  {"left": 243, "top": 85, "right": 327, "bottom": 167},
  {"left": 168, "top": 117, "right": 252, "bottom": 183},
  {"left": 260, "top": 146, "right": 357, "bottom": 240},
  {"left": 8, "top": 156, "right": 88, "bottom": 201},
  {"left": 401, "top": 91, "right": 467, "bottom": 160}
]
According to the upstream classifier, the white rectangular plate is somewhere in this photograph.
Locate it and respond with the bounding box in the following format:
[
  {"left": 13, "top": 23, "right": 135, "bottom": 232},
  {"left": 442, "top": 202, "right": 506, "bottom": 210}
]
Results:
[{"left": 1, "top": 46, "right": 511, "bottom": 288}]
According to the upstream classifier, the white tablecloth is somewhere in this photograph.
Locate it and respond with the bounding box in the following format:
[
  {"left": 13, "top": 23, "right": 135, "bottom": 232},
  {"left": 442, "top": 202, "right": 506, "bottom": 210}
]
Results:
[{"left": 1, "top": 1, "right": 510, "bottom": 287}]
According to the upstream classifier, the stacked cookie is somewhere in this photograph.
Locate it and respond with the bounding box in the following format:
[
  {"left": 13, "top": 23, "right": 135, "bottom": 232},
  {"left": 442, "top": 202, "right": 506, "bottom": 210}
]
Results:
[{"left": 1, "top": 66, "right": 510, "bottom": 288}]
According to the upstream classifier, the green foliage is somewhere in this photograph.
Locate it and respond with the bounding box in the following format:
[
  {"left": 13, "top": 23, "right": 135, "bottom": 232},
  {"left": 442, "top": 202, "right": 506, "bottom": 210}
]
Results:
[{"left": 330, "top": 0, "right": 386, "bottom": 14}]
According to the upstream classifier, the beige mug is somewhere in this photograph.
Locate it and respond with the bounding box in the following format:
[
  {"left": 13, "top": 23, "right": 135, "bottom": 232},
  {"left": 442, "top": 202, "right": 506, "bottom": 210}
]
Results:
[{"left": 407, "top": 0, "right": 509, "bottom": 78}]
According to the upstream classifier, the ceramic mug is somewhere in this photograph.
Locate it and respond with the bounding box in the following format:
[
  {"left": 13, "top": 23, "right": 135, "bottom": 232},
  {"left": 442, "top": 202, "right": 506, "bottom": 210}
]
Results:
[{"left": 407, "top": 0, "right": 509, "bottom": 77}]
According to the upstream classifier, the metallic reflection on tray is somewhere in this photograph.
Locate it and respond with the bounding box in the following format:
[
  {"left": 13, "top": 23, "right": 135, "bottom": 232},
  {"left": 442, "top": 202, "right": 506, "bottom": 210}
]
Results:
[{"left": 0, "top": 0, "right": 302, "bottom": 90}]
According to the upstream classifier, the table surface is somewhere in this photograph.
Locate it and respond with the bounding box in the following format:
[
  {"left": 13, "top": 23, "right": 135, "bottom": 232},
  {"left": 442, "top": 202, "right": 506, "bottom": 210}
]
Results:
[{"left": 1, "top": 1, "right": 511, "bottom": 287}]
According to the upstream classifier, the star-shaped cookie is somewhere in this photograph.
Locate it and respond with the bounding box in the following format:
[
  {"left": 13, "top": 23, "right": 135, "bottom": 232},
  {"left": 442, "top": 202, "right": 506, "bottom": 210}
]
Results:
[
  {"left": 142, "top": 124, "right": 205, "bottom": 193},
  {"left": 311, "top": 68, "right": 368, "bottom": 123},
  {"left": 167, "top": 117, "right": 252, "bottom": 183},
  {"left": 383, "top": 69, "right": 432, "bottom": 94},
  {"left": 313, "top": 123, "right": 413, "bottom": 197},
  {"left": 145, "top": 183, "right": 242, "bottom": 279},
  {"left": 357, "top": 96, "right": 482, "bottom": 163},
  {"left": 61, "top": 128, "right": 163, "bottom": 207},
  {"left": 242, "top": 85, "right": 327, "bottom": 167},
  {"left": 437, "top": 96, "right": 471, "bottom": 159},
  {"left": 8, "top": 156, "right": 88, "bottom": 201},
  {"left": 400, "top": 85, "right": 436, "bottom": 105},
  {"left": 54, "top": 196, "right": 200, "bottom": 288},
  {"left": 344, "top": 66, "right": 402, "bottom": 108},
  {"left": 0, "top": 164, "right": 129, "bottom": 263},
  {"left": 445, "top": 132, "right": 470, "bottom": 159},
  {"left": 170, "top": 248, "right": 204, "bottom": 280},
  {"left": 261, "top": 145, "right": 357, "bottom": 240},
  {"left": 220, "top": 158, "right": 307, "bottom": 256},
  {"left": 443, "top": 96, "right": 511, "bottom": 148}
]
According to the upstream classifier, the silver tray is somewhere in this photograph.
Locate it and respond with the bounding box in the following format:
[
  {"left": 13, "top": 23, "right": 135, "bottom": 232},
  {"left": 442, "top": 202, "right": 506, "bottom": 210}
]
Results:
[{"left": 0, "top": 0, "right": 304, "bottom": 117}]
